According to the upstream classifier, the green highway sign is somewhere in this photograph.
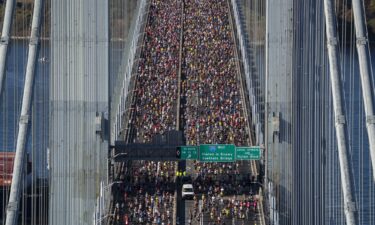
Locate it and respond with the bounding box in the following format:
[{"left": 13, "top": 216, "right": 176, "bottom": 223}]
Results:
[
  {"left": 236, "top": 146, "right": 261, "bottom": 160},
  {"left": 199, "top": 144, "right": 236, "bottom": 162},
  {"left": 180, "top": 146, "right": 198, "bottom": 160},
  {"left": 178, "top": 145, "right": 262, "bottom": 161}
]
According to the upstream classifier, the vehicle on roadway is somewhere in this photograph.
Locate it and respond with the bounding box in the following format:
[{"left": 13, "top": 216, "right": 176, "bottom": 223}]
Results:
[{"left": 181, "top": 184, "right": 194, "bottom": 200}]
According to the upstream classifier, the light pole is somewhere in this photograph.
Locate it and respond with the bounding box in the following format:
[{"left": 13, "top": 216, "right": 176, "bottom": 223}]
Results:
[
  {"left": 103, "top": 181, "right": 123, "bottom": 191},
  {"left": 112, "top": 152, "right": 128, "bottom": 158},
  {"left": 111, "top": 152, "right": 128, "bottom": 163},
  {"left": 95, "top": 213, "right": 115, "bottom": 225},
  {"left": 97, "top": 181, "right": 124, "bottom": 225}
]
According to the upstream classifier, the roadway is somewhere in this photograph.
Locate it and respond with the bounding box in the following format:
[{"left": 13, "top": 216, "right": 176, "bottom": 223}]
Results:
[
  {"left": 176, "top": 0, "right": 264, "bottom": 224},
  {"left": 108, "top": 0, "right": 266, "bottom": 224},
  {"left": 177, "top": 160, "right": 262, "bottom": 225}
]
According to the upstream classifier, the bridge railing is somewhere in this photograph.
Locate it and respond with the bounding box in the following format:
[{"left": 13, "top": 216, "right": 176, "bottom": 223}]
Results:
[
  {"left": 230, "top": 1, "right": 267, "bottom": 224},
  {"left": 110, "top": 0, "right": 148, "bottom": 145},
  {"left": 230, "top": 0, "right": 264, "bottom": 146},
  {"left": 97, "top": 0, "right": 149, "bottom": 224}
]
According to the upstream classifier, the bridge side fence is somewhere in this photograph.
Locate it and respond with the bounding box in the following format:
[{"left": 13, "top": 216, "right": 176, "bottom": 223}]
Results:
[
  {"left": 110, "top": 0, "right": 148, "bottom": 145},
  {"left": 230, "top": 1, "right": 267, "bottom": 224},
  {"left": 96, "top": 0, "right": 149, "bottom": 224},
  {"left": 231, "top": 0, "right": 264, "bottom": 147}
]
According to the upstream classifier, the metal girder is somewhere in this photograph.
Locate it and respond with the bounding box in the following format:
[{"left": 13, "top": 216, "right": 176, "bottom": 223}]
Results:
[
  {"left": 112, "top": 143, "right": 181, "bottom": 162},
  {"left": 112, "top": 130, "right": 184, "bottom": 161}
]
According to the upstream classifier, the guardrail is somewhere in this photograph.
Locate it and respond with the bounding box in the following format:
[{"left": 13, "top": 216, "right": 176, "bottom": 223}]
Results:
[
  {"left": 230, "top": 1, "right": 266, "bottom": 224},
  {"left": 97, "top": 1, "right": 149, "bottom": 224},
  {"left": 226, "top": 0, "right": 257, "bottom": 178},
  {"left": 110, "top": 0, "right": 148, "bottom": 145},
  {"left": 230, "top": 0, "right": 264, "bottom": 146}
]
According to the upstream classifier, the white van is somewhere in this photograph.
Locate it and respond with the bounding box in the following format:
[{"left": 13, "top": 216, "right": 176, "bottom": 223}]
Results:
[{"left": 181, "top": 184, "right": 194, "bottom": 199}]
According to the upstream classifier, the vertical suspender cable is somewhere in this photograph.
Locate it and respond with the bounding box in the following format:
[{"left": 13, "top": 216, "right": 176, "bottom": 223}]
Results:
[
  {"left": 323, "top": 0, "right": 358, "bottom": 224},
  {"left": 351, "top": 0, "right": 375, "bottom": 182},
  {"left": 0, "top": 0, "right": 16, "bottom": 96},
  {"left": 5, "top": 0, "right": 43, "bottom": 225}
]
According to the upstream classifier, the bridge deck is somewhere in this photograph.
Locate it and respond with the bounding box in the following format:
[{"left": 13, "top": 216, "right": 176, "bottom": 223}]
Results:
[{"left": 109, "top": 0, "right": 264, "bottom": 224}]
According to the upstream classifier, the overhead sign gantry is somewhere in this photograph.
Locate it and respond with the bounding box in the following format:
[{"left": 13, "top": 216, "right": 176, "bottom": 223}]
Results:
[
  {"left": 176, "top": 144, "right": 262, "bottom": 162},
  {"left": 112, "top": 131, "right": 262, "bottom": 162}
]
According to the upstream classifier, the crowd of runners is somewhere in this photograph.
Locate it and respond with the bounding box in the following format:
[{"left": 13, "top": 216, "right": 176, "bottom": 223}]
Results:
[
  {"left": 182, "top": 0, "right": 249, "bottom": 146},
  {"left": 181, "top": 1, "right": 256, "bottom": 223},
  {"left": 112, "top": 161, "right": 176, "bottom": 225},
  {"left": 191, "top": 162, "right": 254, "bottom": 196},
  {"left": 110, "top": 0, "right": 257, "bottom": 224},
  {"left": 112, "top": 0, "right": 182, "bottom": 224},
  {"left": 132, "top": 0, "right": 182, "bottom": 143},
  {"left": 187, "top": 194, "right": 259, "bottom": 224},
  {"left": 180, "top": 160, "right": 259, "bottom": 224}
]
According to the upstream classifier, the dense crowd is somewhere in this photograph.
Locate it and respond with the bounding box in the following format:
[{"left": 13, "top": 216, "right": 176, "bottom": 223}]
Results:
[
  {"left": 180, "top": 0, "right": 257, "bottom": 223},
  {"left": 112, "top": 161, "right": 176, "bottom": 225},
  {"left": 182, "top": 0, "right": 249, "bottom": 146},
  {"left": 191, "top": 162, "right": 254, "bottom": 195},
  {"left": 111, "top": 0, "right": 257, "bottom": 223},
  {"left": 112, "top": 0, "right": 182, "bottom": 224},
  {"left": 183, "top": 161, "right": 259, "bottom": 224},
  {"left": 132, "top": 0, "right": 182, "bottom": 143},
  {"left": 187, "top": 194, "right": 259, "bottom": 224}
]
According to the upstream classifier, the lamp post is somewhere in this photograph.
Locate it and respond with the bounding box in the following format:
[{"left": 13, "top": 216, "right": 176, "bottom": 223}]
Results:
[
  {"left": 97, "top": 181, "right": 124, "bottom": 225},
  {"left": 112, "top": 152, "right": 128, "bottom": 158},
  {"left": 95, "top": 213, "right": 115, "bottom": 225},
  {"left": 103, "top": 181, "right": 123, "bottom": 191},
  {"left": 111, "top": 152, "right": 128, "bottom": 163}
]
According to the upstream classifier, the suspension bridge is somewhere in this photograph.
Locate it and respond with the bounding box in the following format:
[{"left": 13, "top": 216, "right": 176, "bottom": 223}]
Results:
[{"left": 0, "top": 0, "right": 375, "bottom": 225}]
